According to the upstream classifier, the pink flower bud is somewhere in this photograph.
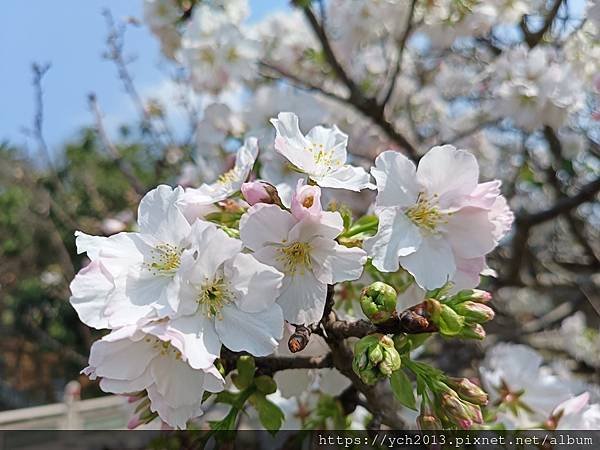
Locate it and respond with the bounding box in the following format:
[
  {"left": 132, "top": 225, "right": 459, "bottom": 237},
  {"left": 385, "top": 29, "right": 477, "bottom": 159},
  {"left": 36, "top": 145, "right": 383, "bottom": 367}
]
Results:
[
  {"left": 291, "top": 179, "right": 322, "bottom": 220},
  {"left": 127, "top": 415, "right": 143, "bottom": 430},
  {"left": 241, "top": 181, "right": 282, "bottom": 206}
]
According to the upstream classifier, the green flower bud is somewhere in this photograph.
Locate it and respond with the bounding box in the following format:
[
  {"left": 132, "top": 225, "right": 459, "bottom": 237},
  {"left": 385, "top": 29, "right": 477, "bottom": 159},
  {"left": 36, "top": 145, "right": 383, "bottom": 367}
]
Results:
[
  {"left": 352, "top": 334, "right": 401, "bottom": 385},
  {"left": 448, "top": 289, "right": 492, "bottom": 305},
  {"left": 446, "top": 377, "right": 489, "bottom": 406},
  {"left": 454, "top": 301, "right": 495, "bottom": 324},
  {"left": 437, "top": 304, "right": 465, "bottom": 336},
  {"left": 417, "top": 413, "right": 443, "bottom": 430},
  {"left": 456, "top": 323, "right": 486, "bottom": 340},
  {"left": 236, "top": 355, "right": 256, "bottom": 389},
  {"left": 255, "top": 375, "right": 277, "bottom": 395},
  {"left": 360, "top": 282, "right": 397, "bottom": 324}
]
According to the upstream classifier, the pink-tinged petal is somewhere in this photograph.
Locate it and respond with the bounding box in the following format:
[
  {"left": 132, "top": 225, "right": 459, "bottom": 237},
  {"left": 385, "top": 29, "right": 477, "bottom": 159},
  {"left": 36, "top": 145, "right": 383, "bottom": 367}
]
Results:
[
  {"left": 443, "top": 207, "right": 496, "bottom": 258},
  {"left": 291, "top": 179, "right": 323, "bottom": 220},
  {"left": 314, "top": 165, "right": 372, "bottom": 191},
  {"left": 241, "top": 181, "right": 272, "bottom": 205},
  {"left": 452, "top": 256, "right": 486, "bottom": 290},
  {"left": 69, "top": 260, "right": 114, "bottom": 329},
  {"left": 364, "top": 207, "right": 422, "bottom": 273},
  {"left": 216, "top": 304, "right": 284, "bottom": 356},
  {"left": 416, "top": 145, "right": 480, "bottom": 208},
  {"left": 277, "top": 272, "right": 327, "bottom": 325},
  {"left": 464, "top": 181, "right": 502, "bottom": 209},
  {"left": 310, "top": 237, "right": 366, "bottom": 284},
  {"left": 226, "top": 253, "right": 283, "bottom": 313},
  {"left": 371, "top": 151, "right": 419, "bottom": 207},
  {"left": 400, "top": 235, "right": 456, "bottom": 290},
  {"left": 137, "top": 185, "right": 191, "bottom": 245},
  {"left": 239, "top": 204, "right": 295, "bottom": 251},
  {"left": 270, "top": 112, "right": 316, "bottom": 173},
  {"left": 553, "top": 392, "right": 590, "bottom": 417}
]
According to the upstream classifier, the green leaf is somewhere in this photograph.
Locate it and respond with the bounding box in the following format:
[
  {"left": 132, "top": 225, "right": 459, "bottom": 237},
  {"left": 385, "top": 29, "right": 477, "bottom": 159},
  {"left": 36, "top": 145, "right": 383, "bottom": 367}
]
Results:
[
  {"left": 390, "top": 370, "right": 417, "bottom": 411},
  {"left": 253, "top": 393, "right": 285, "bottom": 434},
  {"left": 255, "top": 375, "right": 277, "bottom": 395},
  {"left": 236, "top": 355, "right": 255, "bottom": 389}
]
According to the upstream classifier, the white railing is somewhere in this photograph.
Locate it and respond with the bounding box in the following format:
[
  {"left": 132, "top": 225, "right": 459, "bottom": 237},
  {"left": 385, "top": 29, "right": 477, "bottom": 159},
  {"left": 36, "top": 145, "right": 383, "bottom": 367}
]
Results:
[{"left": 0, "top": 381, "right": 129, "bottom": 430}]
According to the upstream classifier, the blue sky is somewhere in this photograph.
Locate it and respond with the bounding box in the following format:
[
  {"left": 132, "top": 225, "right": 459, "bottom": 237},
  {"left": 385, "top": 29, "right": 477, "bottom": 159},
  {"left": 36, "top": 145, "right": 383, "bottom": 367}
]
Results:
[{"left": 0, "top": 0, "right": 284, "bottom": 153}]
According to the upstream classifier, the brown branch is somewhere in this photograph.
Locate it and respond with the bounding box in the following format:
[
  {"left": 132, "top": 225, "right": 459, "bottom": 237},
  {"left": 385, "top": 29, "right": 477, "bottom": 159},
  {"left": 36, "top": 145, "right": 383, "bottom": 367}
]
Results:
[
  {"left": 255, "top": 354, "right": 333, "bottom": 374},
  {"left": 381, "top": 0, "right": 418, "bottom": 107},
  {"left": 520, "top": 0, "right": 564, "bottom": 48}
]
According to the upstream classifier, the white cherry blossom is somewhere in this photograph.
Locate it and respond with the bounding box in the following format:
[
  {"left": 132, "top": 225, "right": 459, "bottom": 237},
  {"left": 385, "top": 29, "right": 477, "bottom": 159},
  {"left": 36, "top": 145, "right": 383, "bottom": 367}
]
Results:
[
  {"left": 239, "top": 184, "right": 367, "bottom": 324},
  {"left": 83, "top": 322, "right": 224, "bottom": 429},
  {"left": 270, "top": 112, "right": 373, "bottom": 192},
  {"left": 365, "top": 146, "right": 510, "bottom": 290}
]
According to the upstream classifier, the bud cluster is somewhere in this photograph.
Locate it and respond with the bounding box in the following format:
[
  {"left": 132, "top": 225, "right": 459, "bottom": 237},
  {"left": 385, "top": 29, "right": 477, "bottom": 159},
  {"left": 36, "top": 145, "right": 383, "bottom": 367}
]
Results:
[
  {"left": 360, "top": 281, "right": 397, "bottom": 324},
  {"left": 352, "top": 334, "right": 401, "bottom": 385},
  {"left": 423, "top": 377, "right": 488, "bottom": 430},
  {"left": 427, "top": 289, "right": 494, "bottom": 340}
]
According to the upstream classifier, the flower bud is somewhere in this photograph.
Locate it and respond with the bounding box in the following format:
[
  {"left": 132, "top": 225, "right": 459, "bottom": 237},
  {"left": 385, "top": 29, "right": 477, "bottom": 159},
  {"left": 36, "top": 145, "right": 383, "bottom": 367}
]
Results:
[
  {"left": 255, "top": 375, "right": 277, "bottom": 395},
  {"left": 127, "top": 415, "right": 143, "bottom": 430},
  {"left": 417, "top": 413, "right": 443, "bottom": 430},
  {"left": 446, "top": 377, "right": 489, "bottom": 406},
  {"left": 360, "top": 282, "right": 397, "bottom": 324},
  {"left": 456, "top": 323, "right": 486, "bottom": 340},
  {"left": 440, "top": 392, "right": 483, "bottom": 429},
  {"left": 454, "top": 301, "right": 495, "bottom": 324},
  {"left": 291, "top": 179, "right": 322, "bottom": 220},
  {"left": 352, "top": 334, "right": 401, "bottom": 385},
  {"left": 449, "top": 289, "right": 492, "bottom": 304},
  {"left": 434, "top": 304, "right": 464, "bottom": 337},
  {"left": 241, "top": 181, "right": 282, "bottom": 206}
]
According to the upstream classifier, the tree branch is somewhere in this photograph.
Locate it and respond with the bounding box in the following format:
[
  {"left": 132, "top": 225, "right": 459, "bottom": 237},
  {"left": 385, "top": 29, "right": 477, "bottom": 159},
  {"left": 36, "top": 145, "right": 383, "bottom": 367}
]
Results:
[{"left": 520, "top": 0, "right": 564, "bottom": 48}]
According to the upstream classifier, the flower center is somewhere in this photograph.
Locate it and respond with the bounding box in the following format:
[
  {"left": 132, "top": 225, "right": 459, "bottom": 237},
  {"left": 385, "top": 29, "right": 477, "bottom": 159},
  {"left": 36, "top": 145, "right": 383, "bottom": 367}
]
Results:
[
  {"left": 145, "top": 243, "right": 183, "bottom": 275},
  {"left": 145, "top": 337, "right": 183, "bottom": 360},
  {"left": 277, "top": 242, "right": 312, "bottom": 276},
  {"left": 216, "top": 168, "right": 239, "bottom": 186},
  {"left": 198, "top": 276, "right": 233, "bottom": 318},
  {"left": 304, "top": 143, "right": 342, "bottom": 170},
  {"left": 405, "top": 193, "right": 444, "bottom": 232}
]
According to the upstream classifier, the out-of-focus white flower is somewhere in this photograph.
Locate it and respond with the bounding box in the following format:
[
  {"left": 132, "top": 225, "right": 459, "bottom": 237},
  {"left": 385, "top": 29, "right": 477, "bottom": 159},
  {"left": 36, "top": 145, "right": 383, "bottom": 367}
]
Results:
[
  {"left": 143, "top": 0, "right": 182, "bottom": 59},
  {"left": 270, "top": 112, "right": 373, "bottom": 192},
  {"left": 491, "top": 45, "right": 584, "bottom": 130},
  {"left": 559, "top": 312, "right": 600, "bottom": 368},
  {"left": 172, "top": 220, "right": 284, "bottom": 358},
  {"left": 83, "top": 323, "right": 224, "bottom": 429},
  {"left": 180, "top": 2, "right": 257, "bottom": 95},
  {"left": 553, "top": 392, "right": 600, "bottom": 430},
  {"left": 70, "top": 185, "right": 193, "bottom": 328},
  {"left": 480, "top": 343, "right": 573, "bottom": 424},
  {"left": 365, "top": 146, "right": 511, "bottom": 289},
  {"left": 239, "top": 184, "right": 367, "bottom": 324}
]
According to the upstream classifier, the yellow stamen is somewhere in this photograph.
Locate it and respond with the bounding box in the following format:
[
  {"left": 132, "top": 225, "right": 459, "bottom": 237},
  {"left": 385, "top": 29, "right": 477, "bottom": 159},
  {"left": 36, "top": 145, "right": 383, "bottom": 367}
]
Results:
[
  {"left": 198, "top": 277, "right": 233, "bottom": 319},
  {"left": 277, "top": 242, "right": 312, "bottom": 276},
  {"left": 405, "top": 193, "right": 445, "bottom": 232},
  {"left": 145, "top": 243, "right": 183, "bottom": 275}
]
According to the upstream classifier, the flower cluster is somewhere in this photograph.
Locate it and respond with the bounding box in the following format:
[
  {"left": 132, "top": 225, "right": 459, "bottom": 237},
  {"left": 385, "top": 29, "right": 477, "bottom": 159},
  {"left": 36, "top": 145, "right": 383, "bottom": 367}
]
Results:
[{"left": 70, "top": 109, "right": 514, "bottom": 429}]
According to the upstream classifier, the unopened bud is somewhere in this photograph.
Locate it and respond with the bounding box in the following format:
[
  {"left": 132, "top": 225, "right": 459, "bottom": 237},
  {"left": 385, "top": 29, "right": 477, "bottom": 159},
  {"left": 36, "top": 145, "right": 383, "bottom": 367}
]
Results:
[
  {"left": 360, "top": 282, "right": 397, "bottom": 324},
  {"left": 255, "top": 375, "right": 277, "bottom": 395},
  {"left": 454, "top": 301, "right": 495, "bottom": 324},
  {"left": 440, "top": 392, "right": 483, "bottom": 429},
  {"left": 450, "top": 289, "right": 492, "bottom": 304},
  {"left": 436, "top": 304, "right": 465, "bottom": 336},
  {"left": 446, "top": 377, "right": 489, "bottom": 406},
  {"left": 457, "top": 323, "right": 486, "bottom": 340},
  {"left": 241, "top": 181, "right": 282, "bottom": 206},
  {"left": 127, "top": 415, "right": 143, "bottom": 430},
  {"left": 291, "top": 179, "right": 322, "bottom": 220},
  {"left": 352, "top": 334, "right": 401, "bottom": 385},
  {"left": 417, "top": 413, "right": 443, "bottom": 430}
]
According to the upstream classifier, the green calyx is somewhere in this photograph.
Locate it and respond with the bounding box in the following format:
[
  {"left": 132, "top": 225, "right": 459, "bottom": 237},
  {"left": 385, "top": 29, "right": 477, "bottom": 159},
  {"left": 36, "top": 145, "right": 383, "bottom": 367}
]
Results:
[
  {"left": 352, "top": 334, "right": 401, "bottom": 385},
  {"left": 360, "top": 282, "right": 397, "bottom": 324}
]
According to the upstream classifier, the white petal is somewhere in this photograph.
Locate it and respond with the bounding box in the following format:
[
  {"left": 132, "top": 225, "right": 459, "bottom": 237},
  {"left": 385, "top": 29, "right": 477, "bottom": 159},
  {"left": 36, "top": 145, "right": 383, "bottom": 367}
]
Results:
[
  {"left": 215, "top": 304, "right": 284, "bottom": 356},
  {"left": 99, "top": 369, "right": 153, "bottom": 394},
  {"left": 310, "top": 237, "right": 366, "bottom": 284},
  {"left": 277, "top": 272, "right": 327, "bottom": 325},
  {"left": 305, "top": 124, "right": 348, "bottom": 176},
  {"left": 163, "top": 315, "right": 221, "bottom": 370},
  {"left": 150, "top": 355, "right": 209, "bottom": 408},
  {"left": 239, "top": 204, "right": 295, "bottom": 251},
  {"left": 271, "top": 112, "right": 316, "bottom": 173},
  {"left": 89, "top": 336, "right": 156, "bottom": 381},
  {"left": 125, "top": 271, "right": 178, "bottom": 317},
  {"left": 452, "top": 256, "right": 486, "bottom": 290},
  {"left": 273, "top": 369, "right": 313, "bottom": 398},
  {"left": 286, "top": 212, "right": 343, "bottom": 243},
  {"left": 226, "top": 253, "right": 283, "bottom": 313},
  {"left": 416, "top": 145, "right": 479, "bottom": 207},
  {"left": 400, "top": 235, "right": 456, "bottom": 290},
  {"left": 364, "top": 208, "right": 421, "bottom": 273},
  {"left": 69, "top": 260, "right": 114, "bottom": 329},
  {"left": 138, "top": 185, "right": 191, "bottom": 244},
  {"left": 371, "top": 151, "right": 419, "bottom": 207},
  {"left": 443, "top": 207, "right": 496, "bottom": 258},
  {"left": 75, "top": 231, "right": 143, "bottom": 278},
  {"left": 315, "top": 164, "right": 372, "bottom": 191}
]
